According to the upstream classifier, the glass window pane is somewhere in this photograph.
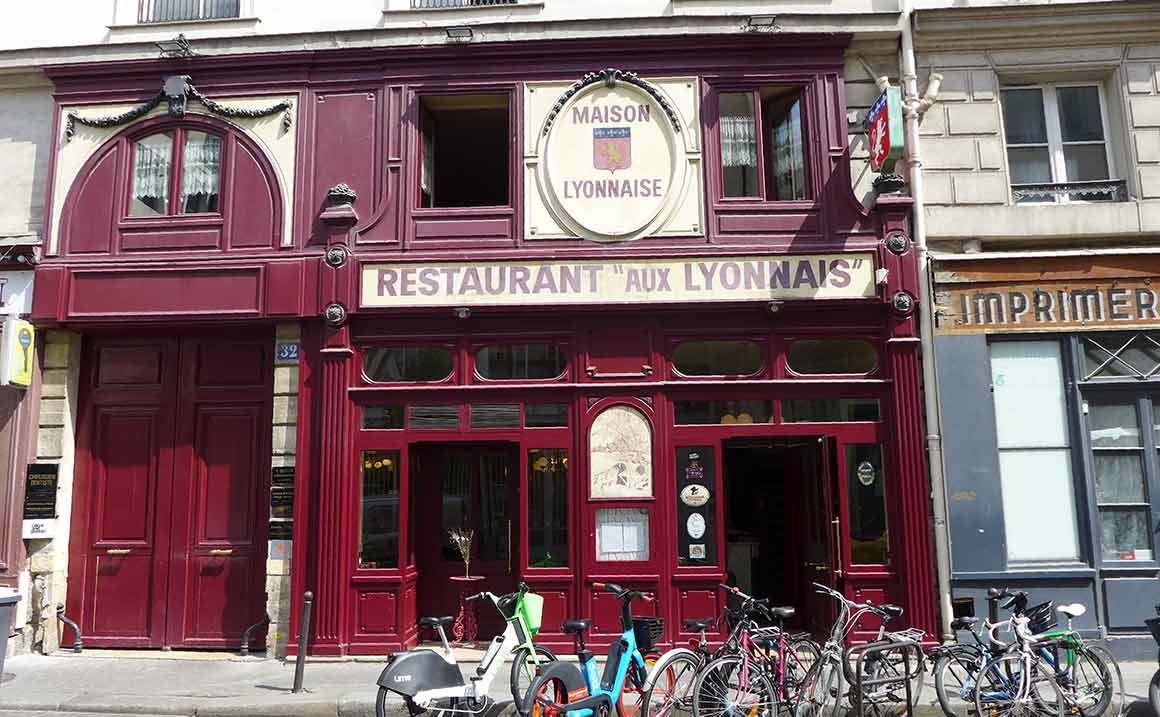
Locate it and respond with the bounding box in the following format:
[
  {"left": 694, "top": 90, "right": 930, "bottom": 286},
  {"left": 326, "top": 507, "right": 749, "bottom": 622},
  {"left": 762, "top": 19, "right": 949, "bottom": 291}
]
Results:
[
  {"left": 673, "top": 399, "right": 773, "bottom": 425},
  {"left": 131, "top": 133, "right": 172, "bottom": 216},
  {"left": 526, "top": 403, "right": 568, "bottom": 428},
  {"left": 782, "top": 399, "right": 881, "bottom": 423},
  {"left": 364, "top": 346, "right": 453, "bottom": 382},
  {"left": 673, "top": 340, "right": 764, "bottom": 377},
  {"left": 360, "top": 450, "right": 400, "bottom": 569},
  {"left": 1083, "top": 334, "right": 1160, "bottom": 379},
  {"left": 595, "top": 508, "right": 650, "bottom": 561},
  {"left": 846, "top": 444, "right": 889, "bottom": 565},
  {"left": 990, "top": 341, "right": 1069, "bottom": 448},
  {"left": 477, "top": 454, "right": 510, "bottom": 562},
  {"left": 768, "top": 94, "right": 805, "bottom": 200},
  {"left": 362, "top": 405, "right": 404, "bottom": 429},
  {"left": 180, "top": 131, "right": 221, "bottom": 214},
  {"left": 476, "top": 344, "right": 565, "bottom": 380},
  {"left": 999, "top": 449, "right": 1080, "bottom": 561},
  {"left": 1098, "top": 507, "right": 1152, "bottom": 561},
  {"left": 441, "top": 454, "right": 472, "bottom": 561},
  {"left": 1089, "top": 403, "right": 1141, "bottom": 447},
  {"left": 1008, "top": 146, "right": 1053, "bottom": 185},
  {"left": 1001, "top": 89, "right": 1048, "bottom": 144},
  {"left": 1093, "top": 453, "right": 1147, "bottom": 503},
  {"left": 528, "top": 449, "right": 568, "bottom": 567},
  {"left": 1057, "top": 86, "right": 1104, "bottom": 142},
  {"left": 786, "top": 339, "right": 878, "bottom": 375},
  {"left": 1063, "top": 144, "right": 1109, "bottom": 183},
  {"left": 720, "top": 93, "right": 759, "bottom": 198}
]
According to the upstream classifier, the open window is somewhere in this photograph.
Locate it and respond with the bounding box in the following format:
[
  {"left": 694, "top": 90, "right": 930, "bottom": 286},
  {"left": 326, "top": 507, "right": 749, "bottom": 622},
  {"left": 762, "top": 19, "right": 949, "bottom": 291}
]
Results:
[
  {"left": 419, "top": 94, "right": 510, "bottom": 208},
  {"left": 718, "top": 87, "right": 807, "bottom": 201}
]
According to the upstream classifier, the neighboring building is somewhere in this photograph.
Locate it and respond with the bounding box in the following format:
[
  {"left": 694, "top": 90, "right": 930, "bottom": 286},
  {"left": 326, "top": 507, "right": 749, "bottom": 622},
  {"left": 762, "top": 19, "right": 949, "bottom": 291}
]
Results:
[
  {"left": 1, "top": 1, "right": 940, "bottom": 657},
  {"left": 915, "top": 0, "right": 1160, "bottom": 657}
]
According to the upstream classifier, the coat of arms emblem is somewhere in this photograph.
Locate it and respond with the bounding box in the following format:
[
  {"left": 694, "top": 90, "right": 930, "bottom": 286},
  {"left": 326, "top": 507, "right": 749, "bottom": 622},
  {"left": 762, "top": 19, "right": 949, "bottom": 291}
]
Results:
[{"left": 593, "top": 127, "right": 631, "bottom": 173}]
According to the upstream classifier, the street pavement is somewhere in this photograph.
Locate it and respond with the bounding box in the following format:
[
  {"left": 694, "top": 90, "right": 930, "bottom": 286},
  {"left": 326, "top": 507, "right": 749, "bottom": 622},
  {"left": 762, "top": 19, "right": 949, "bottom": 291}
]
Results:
[{"left": 0, "top": 649, "right": 1157, "bottom": 717}]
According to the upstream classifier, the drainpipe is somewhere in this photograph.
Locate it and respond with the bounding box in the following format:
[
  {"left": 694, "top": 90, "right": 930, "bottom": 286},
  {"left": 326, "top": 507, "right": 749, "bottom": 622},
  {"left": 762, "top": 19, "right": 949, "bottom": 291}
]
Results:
[{"left": 898, "top": 0, "right": 954, "bottom": 643}]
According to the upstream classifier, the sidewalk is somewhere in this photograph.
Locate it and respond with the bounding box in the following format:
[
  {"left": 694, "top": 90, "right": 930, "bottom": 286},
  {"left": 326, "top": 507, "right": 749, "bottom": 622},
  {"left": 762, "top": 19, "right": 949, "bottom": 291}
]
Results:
[{"left": 0, "top": 649, "right": 1156, "bottom": 717}]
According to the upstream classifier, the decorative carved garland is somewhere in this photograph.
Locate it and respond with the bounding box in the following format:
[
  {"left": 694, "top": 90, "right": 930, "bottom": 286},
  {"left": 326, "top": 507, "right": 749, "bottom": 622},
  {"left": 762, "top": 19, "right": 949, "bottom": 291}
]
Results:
[
  {"left": 65, "top": 75, "right": 293, "bottom": 141},
  {"left": 542, "top": 68, "right": 682, "bottom": 137}
]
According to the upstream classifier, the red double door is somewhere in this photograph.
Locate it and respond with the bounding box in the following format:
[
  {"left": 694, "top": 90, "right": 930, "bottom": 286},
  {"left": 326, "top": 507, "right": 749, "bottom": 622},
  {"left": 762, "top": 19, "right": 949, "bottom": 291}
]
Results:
[{"left": 68, "top": 334, "right": 273, "bottom": 649}]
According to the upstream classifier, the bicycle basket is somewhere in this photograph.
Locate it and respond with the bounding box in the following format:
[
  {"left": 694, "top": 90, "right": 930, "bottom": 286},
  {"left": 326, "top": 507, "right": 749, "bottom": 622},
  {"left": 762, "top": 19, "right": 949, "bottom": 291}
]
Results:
[
  {"left": 632, "top": 617, "right": 665, "bottom": 651},
  {"left": 1026, "top": 601, "right": 1057, "bottom": 633},
  {"left": 519, "top": 592, "right": 544, "bottom": 636}
]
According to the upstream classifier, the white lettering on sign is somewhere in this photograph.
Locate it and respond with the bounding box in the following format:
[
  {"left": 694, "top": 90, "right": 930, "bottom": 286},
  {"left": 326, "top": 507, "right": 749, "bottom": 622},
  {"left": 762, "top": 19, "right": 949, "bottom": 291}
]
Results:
[{"left": 361, "top": 254, "right": 875, "bottom": 309}]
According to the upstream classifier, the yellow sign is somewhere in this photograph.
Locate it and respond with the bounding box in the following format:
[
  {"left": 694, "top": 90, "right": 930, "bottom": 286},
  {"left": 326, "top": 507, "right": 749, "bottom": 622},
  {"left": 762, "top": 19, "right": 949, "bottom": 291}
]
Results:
[
  {"left": 361, "top": 253, "right": 876, "bottom": 309},
  {"left": 2, "top": 317, "right": 34, "bottom": 387}
]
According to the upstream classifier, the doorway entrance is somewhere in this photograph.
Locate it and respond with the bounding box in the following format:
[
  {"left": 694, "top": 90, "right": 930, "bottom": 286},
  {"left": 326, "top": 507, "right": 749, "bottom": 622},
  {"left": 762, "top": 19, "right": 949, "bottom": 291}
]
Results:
[
  {"left": 413, "top": 443, "right": 519, "bottom": 637},
  {"left": 69, "top": 334, "right": 273, "bottom": 649}
]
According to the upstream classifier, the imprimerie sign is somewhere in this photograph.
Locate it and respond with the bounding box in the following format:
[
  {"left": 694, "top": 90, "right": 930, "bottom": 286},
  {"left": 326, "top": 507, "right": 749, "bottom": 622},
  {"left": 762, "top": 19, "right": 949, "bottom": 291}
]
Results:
[
  {"left": 361, "top": 254, "right": 875, "bottom": 308},
  {"left": 938, "top": 279, "right": 1160, "bottom": 333}
]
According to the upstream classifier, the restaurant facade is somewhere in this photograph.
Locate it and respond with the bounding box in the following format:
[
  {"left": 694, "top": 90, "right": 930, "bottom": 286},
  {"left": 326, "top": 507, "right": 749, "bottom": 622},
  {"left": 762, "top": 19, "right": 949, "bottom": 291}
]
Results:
[{"left": 29, "top": 33, "right": 938, "bottom": 655}]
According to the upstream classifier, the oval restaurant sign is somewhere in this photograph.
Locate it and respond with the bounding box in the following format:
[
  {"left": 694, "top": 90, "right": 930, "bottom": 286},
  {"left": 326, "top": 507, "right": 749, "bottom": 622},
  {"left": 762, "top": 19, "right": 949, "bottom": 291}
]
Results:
[{"left": 539, "top": 69, "right": 685, "bottom": 241}]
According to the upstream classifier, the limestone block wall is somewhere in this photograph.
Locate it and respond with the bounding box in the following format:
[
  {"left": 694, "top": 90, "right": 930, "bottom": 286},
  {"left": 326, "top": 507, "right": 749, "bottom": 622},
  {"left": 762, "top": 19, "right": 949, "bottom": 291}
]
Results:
[
  {"left": 267, "top": 322, "right": 300, "bottom": 658},
  {"left": 1126, "top": 47, "right": 1160, "bottom": 199},
  {"left": 844, "top": 46, "right": 903, "bottom": 207}
]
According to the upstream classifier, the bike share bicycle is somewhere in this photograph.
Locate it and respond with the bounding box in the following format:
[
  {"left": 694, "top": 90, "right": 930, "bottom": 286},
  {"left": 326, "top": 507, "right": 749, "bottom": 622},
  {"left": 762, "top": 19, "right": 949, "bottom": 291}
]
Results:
[
  {"left": 519, "top": 582, "right": 661, "bottom": 717},
  {"left": 376, "top": 582, "right": 556, "bottom": 717}
]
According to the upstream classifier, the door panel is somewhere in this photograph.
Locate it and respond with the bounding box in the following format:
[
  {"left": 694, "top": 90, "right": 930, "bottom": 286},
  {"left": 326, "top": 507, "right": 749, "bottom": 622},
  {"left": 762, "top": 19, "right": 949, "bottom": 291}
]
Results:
[
  {"left": 90, "top": 554, "right": 157, "bottom": 637},
  {"left": 802, "top": 436, "right": 839, "bottom": 638}
]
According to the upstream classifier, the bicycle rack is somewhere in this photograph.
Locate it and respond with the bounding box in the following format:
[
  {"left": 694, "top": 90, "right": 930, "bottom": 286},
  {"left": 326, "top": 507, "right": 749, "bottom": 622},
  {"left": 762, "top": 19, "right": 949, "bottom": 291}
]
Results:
[
  {"left": 239, "top": 612, "right": 271, "bottom": 657},
  {"left": 845, "top": 638, "right": 923, "bottom": 717}
]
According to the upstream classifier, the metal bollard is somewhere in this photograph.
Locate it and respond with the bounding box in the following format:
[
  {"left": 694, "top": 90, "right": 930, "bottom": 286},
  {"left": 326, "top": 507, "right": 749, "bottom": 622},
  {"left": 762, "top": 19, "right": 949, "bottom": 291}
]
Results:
[
  {"left": 56, "top": 604, "right": 83, "bottom": 653},
  {"left": 292, "top": 591, "right": 313, "bottom": 694},
  {"left": 240, "top": 612, "right": 271, "bottom": 657}
]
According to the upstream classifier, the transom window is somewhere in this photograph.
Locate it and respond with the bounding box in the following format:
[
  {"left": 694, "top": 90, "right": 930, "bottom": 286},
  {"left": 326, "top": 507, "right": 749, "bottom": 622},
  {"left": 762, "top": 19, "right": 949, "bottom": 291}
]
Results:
[
  {"left": 673, "top": 340, "right": 764, "bottom": 377},
  {"left": 999, "top": 84, "right": 1116, "bottom": 203},
  {"left": 1082, "top": 332, "right": 1160, "bottom": 380},
  {"left": 786, "top": 339, "right": 877, "bottom": 375},
  {"left": 130, "top": 129, "right": 222, "bottom": 216},
  {"left": 476, "top": 344, "right": 565, "bottom": 380},
  {"left": 364, "top": 346, "right": 453, "bottom": 383},
  {"left": 718, "top": 87, "right": 807, "bottom": 201}
]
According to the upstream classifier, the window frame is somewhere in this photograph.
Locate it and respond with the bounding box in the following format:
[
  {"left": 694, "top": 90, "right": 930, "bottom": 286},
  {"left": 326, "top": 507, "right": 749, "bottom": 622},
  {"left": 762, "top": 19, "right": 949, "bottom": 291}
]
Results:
[
  {"left": 359, "top": 343, "right": 458, "bottom": 386},
  {"left": 472, "top": 341, "right": 570, "bottom": 383},
  {"left": 124, "top": 126, "right": 226, "bottom": 219},
  {"left": 668, "top": 336, "right": 768, "bottom": 380},
  {"left": 780, "top": 336, "right": 881, "bottom": 379},
  {"left": 999, "top": 81, "right": 1116, "bottom": 204},
  {"left": 711, "top": 85, "right": 812, "bottom": 203}
]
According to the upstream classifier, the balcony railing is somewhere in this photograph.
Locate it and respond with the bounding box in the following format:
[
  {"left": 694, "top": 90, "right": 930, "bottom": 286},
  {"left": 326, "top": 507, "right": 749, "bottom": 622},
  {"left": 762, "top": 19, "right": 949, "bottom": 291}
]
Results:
[
  {"left": 138, "top": 0, "right": 241, "bottom": 23},
  {"left": 1011, "top": 179, "right": 1129, "bottom": 204},
  {"left": 410, "top": 0, "right": 518, "bottom": 8}
]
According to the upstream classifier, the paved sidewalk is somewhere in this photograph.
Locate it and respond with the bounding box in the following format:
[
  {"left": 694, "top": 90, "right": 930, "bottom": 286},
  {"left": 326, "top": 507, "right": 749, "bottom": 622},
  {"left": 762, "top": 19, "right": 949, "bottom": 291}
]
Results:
[{"left": 0, "top": 649, "right": 1157, "bottom": 717}]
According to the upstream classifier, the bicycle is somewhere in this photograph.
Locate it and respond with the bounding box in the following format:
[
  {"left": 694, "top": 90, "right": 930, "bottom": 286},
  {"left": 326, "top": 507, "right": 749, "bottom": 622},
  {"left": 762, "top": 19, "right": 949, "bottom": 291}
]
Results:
[
  {"left": 376, "top": 582, "right": 556, "bottom": 717},
  {"left": 519, "top": 582, "right": 659, "bottom": 717},
  {"left": 971, "top": 610, "right": 1067, "bottom": 717}
]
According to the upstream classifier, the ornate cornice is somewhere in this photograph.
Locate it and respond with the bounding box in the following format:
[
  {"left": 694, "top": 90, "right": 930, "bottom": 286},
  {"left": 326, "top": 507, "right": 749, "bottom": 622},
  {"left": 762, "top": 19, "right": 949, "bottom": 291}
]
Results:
[
  {"left": 65, "top": 74, "right": 293, "bottom": 141},
  {"left": 542, "top": 68, "right": 682, "bottom": 137}
]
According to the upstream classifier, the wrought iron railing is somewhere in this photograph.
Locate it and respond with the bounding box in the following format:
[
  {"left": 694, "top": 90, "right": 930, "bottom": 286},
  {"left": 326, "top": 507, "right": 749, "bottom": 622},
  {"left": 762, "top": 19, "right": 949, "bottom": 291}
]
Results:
[
  {"left": 138, "top": 0, "right": 241, "bottom": 23},
  {"left": 1011, "top": 178, "right": 1129, "bottom": 204},
  {"left": 411, "top": 0, "right": 518, "bottom": 7}
]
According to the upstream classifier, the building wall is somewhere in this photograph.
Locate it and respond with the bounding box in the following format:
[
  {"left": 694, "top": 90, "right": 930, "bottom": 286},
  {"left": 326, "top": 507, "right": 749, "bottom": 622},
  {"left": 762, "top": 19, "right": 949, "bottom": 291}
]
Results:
[
  {"left": 268, "top": 322, "right": 300, "bottom": 658},
  {"left": 0, "top": 76, "right": 53, "bottom": 241}
]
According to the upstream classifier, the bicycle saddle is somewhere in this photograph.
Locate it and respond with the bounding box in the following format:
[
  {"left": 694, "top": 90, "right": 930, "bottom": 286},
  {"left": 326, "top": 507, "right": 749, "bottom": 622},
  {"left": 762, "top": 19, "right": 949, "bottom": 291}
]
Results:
[
  {"left": 770, "top": 606, "right": 796, "bottom": 620},
  {"left": 562, "top": 618, "right": 592, "bottom": 634},
  {"left": 419, "top": 615, "right": 454, "bottom": 628},
  {"left": 876, "top": 604, "right": 904, "bottom": 619},
  {"left": 950, "top": 616, "right": 979, "bottom": 631},
  {"left": 683, "top": 618, "right": 715, "bottom": 631},
  {"left": 1056, "top": 603, "right": 1086, "bottom": 619}
]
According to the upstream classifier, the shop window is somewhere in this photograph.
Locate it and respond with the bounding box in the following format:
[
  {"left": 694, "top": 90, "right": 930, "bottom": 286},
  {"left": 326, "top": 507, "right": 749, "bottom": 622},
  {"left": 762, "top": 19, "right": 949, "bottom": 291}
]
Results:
[
  {"left": 528, "top": 449, "right": 568, "bottom": 568},
  {"left": 359, "top": 450, "right": 400, "bottom": 569},
  {"left": 362, "top": 405, "right": 404, "bottom": 429},
  {"left": 364, "top": 346, "right": 453, "bottom": 382},
  {"left": 673, "top": 340, "right": 763, "bottom": 377},
  {"left": 673, "top": 399, "right": 773, "bottom": 425},
  {"left": 1082, "top": 332, "right": 1160, "bottom": 380},
  {"left": 419, "top": 94, "right": 509, "bottom": 208},
  {"left": 595, "top": 508, "right": 650, "bottom": 562},
  {"left": 718, "top": 87, "right": 807, "bottom": 201},
  {"left": 589, "top": 405, "right": 653, "bottom": 498},
  {"left": 1090, "top": 402, "right": 1153, "bottom": 561},
  {"left": 782, "top": 399, "right": 881, "bottom": 423},
  {"left": 786, "top": 339, "right": 877, "bottom": 375},
  {"left": 130, "top": 129, "right": 222, "bottom": 216},
  {"left": 476, "top": 344, "right": 565, "bottom": 380},
  {"left": 847, "top": 444, "right": 889, "bottom": 565},
  {"left": 990, "top": 341, "right": 1081, "bottom": 561},
  {"left": 526, "top": 403, "right": 568, "bottom": 428}
]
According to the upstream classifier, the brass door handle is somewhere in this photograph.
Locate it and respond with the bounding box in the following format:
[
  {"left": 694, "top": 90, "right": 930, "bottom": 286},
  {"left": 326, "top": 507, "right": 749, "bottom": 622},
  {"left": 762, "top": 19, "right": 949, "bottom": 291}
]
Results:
[
  {"left": 831, "top": 517, "right": 844, "bottom": 578},
  {"left": 106, "top": 548, "right": 131, "bottom": 555},
  {"left": 210, "top": 548, "right": 234, "bottom": 556}
]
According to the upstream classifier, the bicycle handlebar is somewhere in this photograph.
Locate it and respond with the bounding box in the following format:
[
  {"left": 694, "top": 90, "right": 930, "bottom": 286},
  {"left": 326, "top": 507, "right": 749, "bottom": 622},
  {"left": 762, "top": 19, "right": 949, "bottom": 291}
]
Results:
[
  {"left": 464, "top": 592, "right": 487, "bottom": 602},
  {"left": 593, "top": 582, "right": 654, "bottom": 602}
]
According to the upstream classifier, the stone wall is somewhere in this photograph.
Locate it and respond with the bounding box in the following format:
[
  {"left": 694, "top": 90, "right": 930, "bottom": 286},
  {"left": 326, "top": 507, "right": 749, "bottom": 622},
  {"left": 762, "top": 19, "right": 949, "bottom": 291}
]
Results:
[{"left": 267, "top": 322, "right": 300, "bottom": 658}]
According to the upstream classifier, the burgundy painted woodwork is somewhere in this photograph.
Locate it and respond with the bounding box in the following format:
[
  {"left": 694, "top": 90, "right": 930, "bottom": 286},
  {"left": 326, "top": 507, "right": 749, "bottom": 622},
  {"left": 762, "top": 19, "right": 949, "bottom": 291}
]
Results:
[
  {"left": 0, "top": 367, "right": 35, "bottom": 587},
  {"left": 67, "top": 334, "right": 272, "bottom": 649}
]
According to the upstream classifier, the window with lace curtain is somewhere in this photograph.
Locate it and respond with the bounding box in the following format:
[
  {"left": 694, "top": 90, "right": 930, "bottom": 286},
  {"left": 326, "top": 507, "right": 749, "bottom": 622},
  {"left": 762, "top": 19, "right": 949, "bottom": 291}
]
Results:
[
  {"left": 717, "top": 87, "right": 807, "bottom": 201},
  {"left": 130, "top": 129, "right": 222, "bottom": 216}
]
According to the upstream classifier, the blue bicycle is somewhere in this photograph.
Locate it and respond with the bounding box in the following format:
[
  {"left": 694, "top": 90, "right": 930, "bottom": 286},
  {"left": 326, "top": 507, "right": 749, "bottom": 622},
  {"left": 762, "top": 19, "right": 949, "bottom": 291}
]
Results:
[{"left": 519, "top": 582, "right": 661, "bottom": 717}]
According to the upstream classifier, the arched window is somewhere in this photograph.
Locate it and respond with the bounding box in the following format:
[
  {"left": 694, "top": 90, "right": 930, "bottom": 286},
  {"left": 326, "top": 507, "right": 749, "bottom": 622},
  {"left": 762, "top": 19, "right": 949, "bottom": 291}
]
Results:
[
  {"left": 673, "top": 340, "right": 763, "bottom": 377},
  {"left": 130, "top": 129, "right": 222, "bottom": 216}
]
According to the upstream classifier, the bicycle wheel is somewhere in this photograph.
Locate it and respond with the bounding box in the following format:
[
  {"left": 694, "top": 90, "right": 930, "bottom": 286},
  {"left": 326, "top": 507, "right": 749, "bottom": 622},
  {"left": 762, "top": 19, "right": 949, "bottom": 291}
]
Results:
[
  {"left": 642, "top": 652, "right": 701, "bottom": 717},
  {"left": 794, "top": 654, "right": 843, "bottom": 717},
  {"left": 933, "top": 647, "right": 981, "bottom": 717},
  {"left": 783, "top": 639, "right": 821, "bottom": 704},
  {"left": 692, "top": 655, "right": 778, "bottom": 717},
  {"left": 1051, "top": 644, "right": 1112, "bottom": 717},
  {"left": 510, "top": 645, "right": 558, "bottom": 704},
  {"left": 1085, "top": 644, "right": 1124, "bottom": 717},
  {"left": 973, "top": 654, "right": 1064, "bottom": 717},
  {"left": 530, "top": 676, "right": 570, "bottom": 717}
]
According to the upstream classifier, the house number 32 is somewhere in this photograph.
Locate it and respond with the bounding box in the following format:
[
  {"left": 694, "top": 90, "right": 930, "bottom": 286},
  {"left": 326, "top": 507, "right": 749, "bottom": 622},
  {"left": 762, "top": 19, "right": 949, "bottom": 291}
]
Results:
[{"left": 275, "top": 342, "right": 300, "bottom": 363}]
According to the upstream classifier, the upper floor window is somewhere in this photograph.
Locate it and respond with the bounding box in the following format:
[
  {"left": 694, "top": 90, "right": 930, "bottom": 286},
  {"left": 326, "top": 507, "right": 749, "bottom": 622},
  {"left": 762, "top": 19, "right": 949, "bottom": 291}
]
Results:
[
  {"left": 130, "top": 130, "right": 222, "bottom": 216},
  {"left": 420, "top": 94, "right": 509, "bottom": 208},
  {"left": 1000, "top": 84, "right": 1122, "bottom": 203},
  {"left": 718, "top": 87, "right": 807, "bottom": 201},
  {"left": 138, "top": 0, "right": 241, "bottom": 23}
]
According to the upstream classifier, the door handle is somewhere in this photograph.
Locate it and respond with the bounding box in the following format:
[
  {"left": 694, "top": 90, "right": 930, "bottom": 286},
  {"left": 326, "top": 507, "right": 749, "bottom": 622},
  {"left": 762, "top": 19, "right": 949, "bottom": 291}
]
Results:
[
  {"left": 831, "top": 517, "right": 844, "bottom": 578},
  {"left": 210, "top": 548, "right": 234, "bottom": 556},
  {"left": 105, "top": 548, "right": 131, "bottom": 555},
  {"left": 507, "top": 520, "right": 512, "bottom": 574}
]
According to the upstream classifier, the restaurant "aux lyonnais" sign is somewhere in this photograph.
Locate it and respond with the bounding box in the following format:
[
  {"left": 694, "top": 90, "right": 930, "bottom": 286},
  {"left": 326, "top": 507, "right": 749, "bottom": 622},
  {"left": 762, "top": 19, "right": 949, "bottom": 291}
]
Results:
[{"left": 360, "top": 254, "right": 875, "bottom": 309}]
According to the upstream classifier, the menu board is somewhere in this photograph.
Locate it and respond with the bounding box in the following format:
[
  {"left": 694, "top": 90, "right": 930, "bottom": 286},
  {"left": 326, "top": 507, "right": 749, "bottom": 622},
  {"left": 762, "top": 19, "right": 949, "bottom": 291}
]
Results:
[{"left": 676, "top": 447, "right": 716, "bottom": 566}]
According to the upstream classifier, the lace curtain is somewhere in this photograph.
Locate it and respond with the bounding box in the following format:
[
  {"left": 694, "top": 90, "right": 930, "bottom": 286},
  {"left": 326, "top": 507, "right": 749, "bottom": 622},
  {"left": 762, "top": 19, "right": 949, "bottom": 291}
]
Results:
[
  {"left": 132, "top": 136, "right": 172, "bottom": 215},
  {"left": 720, "top": 115, "right": 757, "bottom": 168},
  {"left": 181, "top": 134, "right": 221, "bottom": 212}
]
